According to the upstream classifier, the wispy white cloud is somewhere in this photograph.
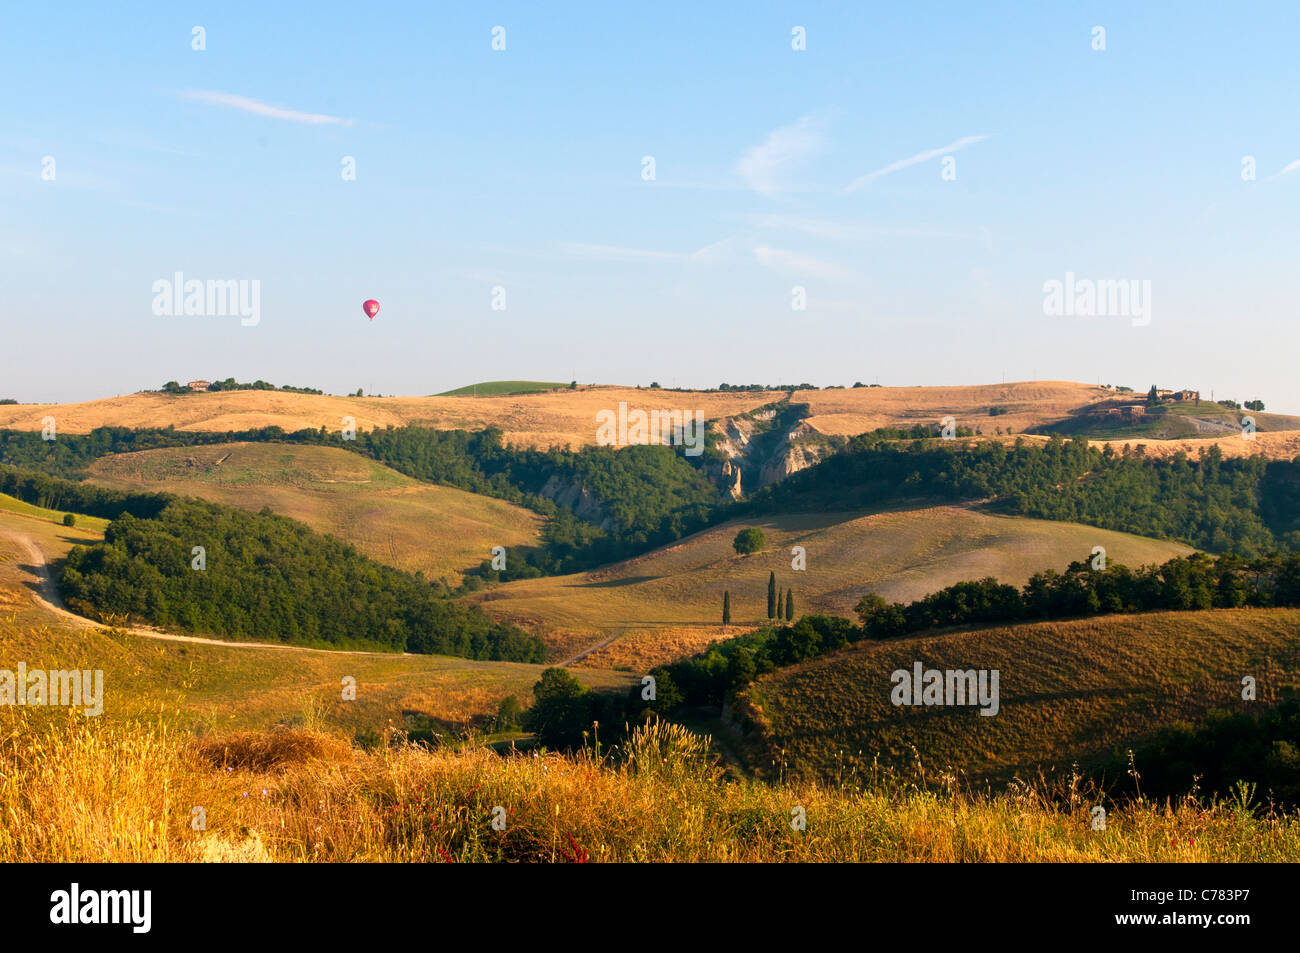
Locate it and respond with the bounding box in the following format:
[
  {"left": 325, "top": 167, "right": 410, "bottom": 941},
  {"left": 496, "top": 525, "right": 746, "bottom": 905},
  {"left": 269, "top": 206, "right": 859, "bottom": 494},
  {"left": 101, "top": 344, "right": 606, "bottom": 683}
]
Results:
[
  {"left": 558, "top": 242, "right": 689, "bottom": 263},
  {"left": 0, "top": 163, "right": 119, "bottom": 191},
  {"left": 177, "top": 90, "right": 352, "bottom": 126},
  {"left": 844, "top": 135, "right": 989, "bottom": 192},
  {"left": 558, "top": 236, "right": 743, "bottom": 264},
  {"left": 1267, "top": 159, "right": 1300, "bottom": 180},
  {"left": 687, "top": 235, "right": 746, "bottom": 264},
  {"left": 736, "top": 114, "right": 827, "bottom": 196},
  {"left": 752, "top": 245, "right": 849, "bottom": 279},
  {"left": 749, "top": 213, "right": 990, "bottom": 245},
  {"left": 90, "top": 133, "right": 202, "bottom": 158}
]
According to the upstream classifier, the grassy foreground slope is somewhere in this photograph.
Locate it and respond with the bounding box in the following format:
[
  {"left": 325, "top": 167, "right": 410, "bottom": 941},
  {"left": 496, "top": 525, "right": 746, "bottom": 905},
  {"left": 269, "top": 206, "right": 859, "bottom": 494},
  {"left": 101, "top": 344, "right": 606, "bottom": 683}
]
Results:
[
  {"left": 470, "top": 505, "right": 1193, "bottom": 666},
  {"left": 739, "top": 608, "right": 1300, "bottom": 785},
  {"left": 86, "top": 442, "right": 543, "bottom": 586},
  {"left": 3, "top": 717, "right": 1296, "bottom": 862}
]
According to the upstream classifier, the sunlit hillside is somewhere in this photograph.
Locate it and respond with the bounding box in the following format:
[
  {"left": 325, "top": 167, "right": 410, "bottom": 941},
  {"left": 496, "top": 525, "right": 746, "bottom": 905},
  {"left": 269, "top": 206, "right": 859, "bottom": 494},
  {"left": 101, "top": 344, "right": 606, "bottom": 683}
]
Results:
[
  {"left": 85, "top": 442, "right": 543, "bottom": 587},
  {"left": 470, "top": 505, "right": 1194, "bottom": 666}
]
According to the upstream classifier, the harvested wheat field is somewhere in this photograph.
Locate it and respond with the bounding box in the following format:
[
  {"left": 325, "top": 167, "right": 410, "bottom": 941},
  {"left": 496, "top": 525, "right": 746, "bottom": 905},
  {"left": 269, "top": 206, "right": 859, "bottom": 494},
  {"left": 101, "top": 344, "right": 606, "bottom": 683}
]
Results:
[
  {"left": 1, "top": 380, "right": 1172, "bottom": 450},
  {"left": 794, "top": 381, "right": 1111, "bottom": 439},
  {"left": 1088, "top": 429, "right": 1300, "bottom": 461},
  {"left": 0, "top": 386, "right": 783, "bottom": 450}
]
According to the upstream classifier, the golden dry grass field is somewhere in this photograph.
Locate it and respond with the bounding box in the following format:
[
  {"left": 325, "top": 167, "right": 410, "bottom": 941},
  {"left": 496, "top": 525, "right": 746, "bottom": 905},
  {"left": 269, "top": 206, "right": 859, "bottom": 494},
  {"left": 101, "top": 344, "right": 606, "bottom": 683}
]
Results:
[
  {"left": 9, "top": 379, "right": 1300, "bottom": 457},
  {"left": 1086, "top": 429, "right": 1300, "bottom": 461},
  {"left": 0, "top": 507, "right": 634, "bottom": 735},
  {"left": 0, "top": 380, "right": 1186, "bottom": 442},
  {"left": 469, "top": 505, "right": 1194, "bottom": 668},
  {"left": 793, "top": 380, "right": 1109, "bottom": 437},
  {"left": 5, "top": 717, "right": 1298, "bottom": 862},
  {"left": 740, "top": 608, "right": 1300, "bottom": 785},
  {"left": 84, "top": 442, "right": 543, "bottom": 587},
  {"left": 0, "top": 385, "right": 782, "bottom": 449}
]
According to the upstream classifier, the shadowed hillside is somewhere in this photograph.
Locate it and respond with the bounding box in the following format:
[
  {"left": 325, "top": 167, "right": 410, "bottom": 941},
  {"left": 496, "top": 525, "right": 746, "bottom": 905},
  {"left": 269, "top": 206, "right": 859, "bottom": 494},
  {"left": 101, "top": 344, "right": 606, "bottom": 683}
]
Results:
[{"left": 738, "top": 608, "right": 1300, "bottom": 785}]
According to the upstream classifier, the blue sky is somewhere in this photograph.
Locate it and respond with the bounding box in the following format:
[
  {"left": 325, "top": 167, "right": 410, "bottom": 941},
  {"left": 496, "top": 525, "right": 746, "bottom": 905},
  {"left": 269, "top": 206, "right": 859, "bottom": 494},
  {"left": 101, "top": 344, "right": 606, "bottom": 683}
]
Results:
[{"left": 3, "top": 2, "right": 1298, "bottom": 409}]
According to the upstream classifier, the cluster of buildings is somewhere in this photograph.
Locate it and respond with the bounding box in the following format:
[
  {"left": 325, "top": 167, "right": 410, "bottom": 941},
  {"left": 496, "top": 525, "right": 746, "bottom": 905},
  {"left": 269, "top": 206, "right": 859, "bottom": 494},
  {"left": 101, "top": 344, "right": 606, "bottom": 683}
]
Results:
[{"left": 1101, "top": 386, "right": 1199, "bottom": 420}]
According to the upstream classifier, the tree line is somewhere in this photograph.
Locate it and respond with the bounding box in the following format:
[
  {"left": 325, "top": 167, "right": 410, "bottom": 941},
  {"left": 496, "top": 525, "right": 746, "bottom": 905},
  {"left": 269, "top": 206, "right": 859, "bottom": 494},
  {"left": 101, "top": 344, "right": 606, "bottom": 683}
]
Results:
[
  {"left": 59, "top": 498, "right": 545, "bottom": 661},
  {"left": 161, "top": 378, "right": 323, "bottom": 394},
  {"left": 740, "top": 433, "right": 1300, "bottom": 556},
  {"left": 0, "top": 464, "right": 170, "bottom": 520}
]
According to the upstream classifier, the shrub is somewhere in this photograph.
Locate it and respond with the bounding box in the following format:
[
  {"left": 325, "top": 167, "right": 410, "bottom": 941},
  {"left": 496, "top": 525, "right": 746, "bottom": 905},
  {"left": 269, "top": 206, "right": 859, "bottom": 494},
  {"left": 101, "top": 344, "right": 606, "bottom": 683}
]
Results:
[
  {"left": 525, "top": 668, "right": 593, "bottom": 748},
  {"left": 733, "top": 527, "right": 765, "bottom": 555},
  {"left": 494, "top": 695, "right": 524, "bottom": 732}
]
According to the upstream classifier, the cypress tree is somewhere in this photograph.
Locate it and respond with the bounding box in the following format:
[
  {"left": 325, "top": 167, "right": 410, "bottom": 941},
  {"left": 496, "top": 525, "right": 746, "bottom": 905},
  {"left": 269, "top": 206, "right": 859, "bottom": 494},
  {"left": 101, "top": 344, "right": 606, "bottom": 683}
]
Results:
[
  {"left": 785, "top": 588, "right": 794, "bottom": 621},
  {"left": 767, "top": 571, "right": 777, "bottom": 619},
  {"left": 722, "top": 590, "right": 731, "bottom": 624},
  {"left": 776, "top": 589, "right": 784, "bottom": 619}
]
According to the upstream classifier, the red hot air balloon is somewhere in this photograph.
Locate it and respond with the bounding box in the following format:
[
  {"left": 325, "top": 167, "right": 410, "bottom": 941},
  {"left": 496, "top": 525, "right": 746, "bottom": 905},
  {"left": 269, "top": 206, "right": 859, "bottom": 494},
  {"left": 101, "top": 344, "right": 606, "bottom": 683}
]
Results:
[{"left": 363, "top": 299, "right": 380, "bottom": 320}]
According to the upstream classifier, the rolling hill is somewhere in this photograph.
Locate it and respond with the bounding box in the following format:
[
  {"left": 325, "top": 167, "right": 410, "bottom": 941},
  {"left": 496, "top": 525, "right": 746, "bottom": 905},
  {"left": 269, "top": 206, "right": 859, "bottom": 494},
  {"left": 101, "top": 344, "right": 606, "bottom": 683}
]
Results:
[
  {"left": 0, "top": 505, "right": 634, "bottom": 735},
  {"left": 737, "top": 608, "right": 1300, "bottom": 784},
  {"left": 468, "top": 504, "right": 1195, "bottom": 667},
  {"left": 1035, "top": 397, "right": 1300, "bottom": 440},
  {"left": 84, "top": 442, "right": 543, "bottom": 587},
  {"left": 0, "top": 380, "right": 1203, "bottom": 449},
  {"left": 0, "top": 386, "right": 781, "bottom": 450},
  {"left": 436, "top": 380, "right": 568, "bottom": 396},
  {"left": 792, "top": 380, "right": 1112, "bottom": 438}
]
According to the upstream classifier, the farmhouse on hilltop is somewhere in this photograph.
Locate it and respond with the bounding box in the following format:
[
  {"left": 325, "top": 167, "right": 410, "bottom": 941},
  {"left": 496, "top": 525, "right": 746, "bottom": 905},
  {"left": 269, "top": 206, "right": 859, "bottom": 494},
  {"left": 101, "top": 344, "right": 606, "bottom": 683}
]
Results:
[
  {"left": 186, "top": 380, "right": 211, "bottom": 392},
  {"left": 1147, "top": 386, "right": 1201, "bottom": 404}
]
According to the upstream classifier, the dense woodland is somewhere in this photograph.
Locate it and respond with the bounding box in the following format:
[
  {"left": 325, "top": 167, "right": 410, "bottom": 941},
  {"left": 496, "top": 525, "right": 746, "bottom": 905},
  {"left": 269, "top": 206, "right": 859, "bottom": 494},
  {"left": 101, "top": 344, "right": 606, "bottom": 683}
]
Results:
[
  {"left": 741, "top": 433, "right": 1300, "bottom": 555},
  {"left": 59, "top": 498, "right": 544, "bottom": 661}
]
